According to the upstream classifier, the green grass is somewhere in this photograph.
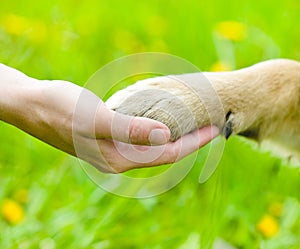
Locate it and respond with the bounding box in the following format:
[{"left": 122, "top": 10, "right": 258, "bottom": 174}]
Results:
[{"left": 1, "top": 0, "right": 300, "bottom": 248}]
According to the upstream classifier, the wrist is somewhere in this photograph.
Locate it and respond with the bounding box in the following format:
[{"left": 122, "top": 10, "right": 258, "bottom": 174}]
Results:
[{"left": 0, "top": 64, "right": 42, "bottom": 126}]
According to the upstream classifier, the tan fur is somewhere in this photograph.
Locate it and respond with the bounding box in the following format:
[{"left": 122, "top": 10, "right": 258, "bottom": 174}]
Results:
[{"left": 106, "top": 59, "right": 300, "bottom": 157}]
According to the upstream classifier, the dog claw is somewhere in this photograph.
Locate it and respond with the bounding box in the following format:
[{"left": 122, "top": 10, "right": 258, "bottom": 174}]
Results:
[{"left": 222, "top": 120, "right": 233, "bottom": 139}]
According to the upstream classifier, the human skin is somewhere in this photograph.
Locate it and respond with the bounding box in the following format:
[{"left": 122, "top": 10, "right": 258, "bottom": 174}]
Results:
[{"left": 0, "top": 64, "right": 219, "bottom": 173}]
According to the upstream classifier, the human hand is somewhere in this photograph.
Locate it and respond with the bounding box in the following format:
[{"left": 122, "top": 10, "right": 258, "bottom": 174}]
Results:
[
  {"left": 38, "top": 80, "right": 219, "bottom": 172},
  {"left": 0, "top": 64, "right": 219, "bottom": 173}
]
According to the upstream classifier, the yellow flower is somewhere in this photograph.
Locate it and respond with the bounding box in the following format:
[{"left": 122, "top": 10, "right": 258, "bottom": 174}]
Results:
[
  {"left": 214, "top": 21, "right": 247, "bottom": 41},
  {"left": 1, "top": 14, "right": 31, "bottom": 36},
  {"left": 13, "top": 189, "right": 28, "bottom": 204},
  {"left": 257, "top": 214, "right": 279, "bottom": 238},
  {"left": 1, "top": 14, "right": 47, "bottom": 43},
  {"left": 1, "top": 199, "right": 25, "bottom": 225},
  {"left": 210, "top": 61, "right": 232, "bottom": 72},
  {"left": 269, "top": 202, "right": 283, "bottom": 217}
]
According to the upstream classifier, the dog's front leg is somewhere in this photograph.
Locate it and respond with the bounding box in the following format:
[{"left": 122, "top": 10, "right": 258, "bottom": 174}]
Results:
[{"left": 106, "top": 59, "right": 300, "bottom": 153}]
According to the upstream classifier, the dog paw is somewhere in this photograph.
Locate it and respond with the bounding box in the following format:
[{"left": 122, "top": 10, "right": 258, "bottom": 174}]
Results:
[
  {"left": 106, "top": 77, "right": 198, "bottom": 141},
  {"left": 106, "top": 75, "right": 226, "bottom": 141}
]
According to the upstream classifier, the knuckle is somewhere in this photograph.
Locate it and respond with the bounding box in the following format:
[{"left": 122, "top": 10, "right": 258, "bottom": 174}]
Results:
[{"left": 129, "top": 119, "right": 145, "bottom": 144}]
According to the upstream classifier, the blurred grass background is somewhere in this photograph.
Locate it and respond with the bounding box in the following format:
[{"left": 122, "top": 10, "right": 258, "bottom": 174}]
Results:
[{"left": 1, "top": 0, "right": 300, "bottom": 248}]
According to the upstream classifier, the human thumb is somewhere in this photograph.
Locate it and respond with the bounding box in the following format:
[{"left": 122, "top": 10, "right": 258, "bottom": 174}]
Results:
[{"left": 108, "top": 111, "right": 171, "bottom": 145}]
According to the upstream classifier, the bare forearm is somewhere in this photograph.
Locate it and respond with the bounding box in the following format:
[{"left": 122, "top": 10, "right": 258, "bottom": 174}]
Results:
[
  {"left": 0, "top": 64, "right": 75, "bottom": 154},
  {"left": 0, "top": 64, "right": 41, "bottom": 127}
]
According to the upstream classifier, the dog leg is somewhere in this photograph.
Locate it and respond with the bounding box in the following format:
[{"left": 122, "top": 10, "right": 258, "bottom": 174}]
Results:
[{"left": 106, "top": 59, "right": 300, "bottom": 154}]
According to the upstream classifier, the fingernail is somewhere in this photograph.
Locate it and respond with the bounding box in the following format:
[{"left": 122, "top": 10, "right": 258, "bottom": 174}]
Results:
[{"left": 149, "top": 128, "right": 170, "bottom": 145}]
